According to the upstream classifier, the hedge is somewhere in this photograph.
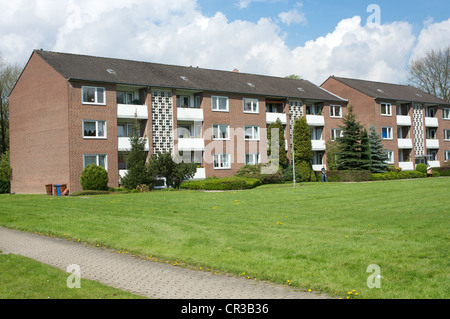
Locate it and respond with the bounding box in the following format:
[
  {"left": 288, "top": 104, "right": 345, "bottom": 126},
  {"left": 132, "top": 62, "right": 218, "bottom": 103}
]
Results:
[
  {"left": 370, "top": 170, "right": 426, "bottom": 181},
  {"left": 235, "top": 164, "right": 284, "bottom": 184},
  {"left": 0, "top": 179, "right": 10, "bottom": 194},
  {"left": 326, "top": 170, "right": 371, "bottom": 182},
  {"left": 180, "top": 177, "right": 261, "bottom": 190}
]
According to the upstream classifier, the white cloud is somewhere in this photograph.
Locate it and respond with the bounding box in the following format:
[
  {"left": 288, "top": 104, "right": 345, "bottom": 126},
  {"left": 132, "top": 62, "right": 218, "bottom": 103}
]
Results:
[
  {"left": 0, "top": 0, "right": 448, "bottom": 86},
  {"left": 410, "top": 18, "right": 450, "bottom": 61},
  {"left": 278, "top": 9, "right": 306, "bottom": 26}
]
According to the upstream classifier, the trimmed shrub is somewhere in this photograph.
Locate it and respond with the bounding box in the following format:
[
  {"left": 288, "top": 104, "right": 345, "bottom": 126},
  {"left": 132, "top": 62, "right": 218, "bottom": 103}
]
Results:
[
  {"left": 235, "top": 164, "right": 284, "bottom": 185},
  {"left": 0, "top": 179, "right": 10, "bottom": 194},
  {"left": 440, "top": 167, "right": 450, "bottom": 176},
  {"left": 70, "top": 190, "right": 110, "bottom": 196},
  {"left": 180, "top": 177, "right": 261, "bottom": 190},
  {"left": 370, "top": 171, "right": 426, "bottom": 181},
  {"left": 415, "top": 163, "right": 428, "bottom": 174},
  {"left": 80, "top": 164, "right": 109, "bottom": 191},
  {"left": 326, "top": 170, "right": 371, "bottom": 182},
  {"left": 282, "top": 164, "right": 301, "bottom": 182}
]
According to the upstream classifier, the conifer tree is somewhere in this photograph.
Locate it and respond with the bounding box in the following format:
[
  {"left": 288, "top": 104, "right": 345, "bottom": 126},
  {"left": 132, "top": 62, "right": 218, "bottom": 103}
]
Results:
[
  {"left": 360, "top": 128, "right": 372, "bottom": 171},
  {"left": 293, "top": 117, "right": 314, "bottom": 181},
  {"left": 368, "top": 125, "right": 389, "bottom": 173},
  {"left": 337, "top": 106, "right": 365, "bottom": 170}
]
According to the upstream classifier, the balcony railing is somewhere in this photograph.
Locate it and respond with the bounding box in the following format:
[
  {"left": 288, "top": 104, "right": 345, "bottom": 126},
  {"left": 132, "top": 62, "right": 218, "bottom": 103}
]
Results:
[
  {"left": 177, "top": 138, "right": 205, "bottom": 151},
  {"left": 266, "top": 112, "right": 287, "bottom": 124},
  {"left": 117, "top": 104, "right": 148, "bottom": 119},
  {"left": 426, "top": 139, "right": 439, "bottom": 149},
  {"left": 425, "top": 117, "right": 438, "bottom": 127},
  {"left": 311, "top": 140, "right": 326, "bottom": 151},
  {"left": 398, "top": 138, "right": 413, "bottom": 149},
  {"left": 306, "top": 115, "right": 325, "bottom": 126},
  {"left": 177, "top": 108, "right": 204, "bottom": 121},
  {"left": 396, "top": 115, "right": 412, "bottom": 126},
  {"left": 399, "top": 162, "right": 414, "bottom": 171},
  {"left": 118, "top": 137, "right": 149, "bottom": 151}
]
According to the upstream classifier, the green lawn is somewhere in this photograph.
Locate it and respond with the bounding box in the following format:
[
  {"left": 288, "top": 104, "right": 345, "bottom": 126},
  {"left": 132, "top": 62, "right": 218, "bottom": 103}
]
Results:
[
  {"left": 0, "top": 253, "right": 143, "bottom": 299},
  {"left": 0, "top": 178, "right": 449, "bottom": 299}
]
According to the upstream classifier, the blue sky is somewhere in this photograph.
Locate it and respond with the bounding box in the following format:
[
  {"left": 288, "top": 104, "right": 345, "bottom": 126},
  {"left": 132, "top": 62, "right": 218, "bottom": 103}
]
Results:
[{"left": 0, "top": 0, "right": 449, "bottom": 84}]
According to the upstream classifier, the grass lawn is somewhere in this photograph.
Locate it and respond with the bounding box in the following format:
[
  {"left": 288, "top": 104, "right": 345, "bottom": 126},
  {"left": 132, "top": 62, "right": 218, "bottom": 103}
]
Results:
[
  {"left": 0, "top": 178, "right": 448, "bottom": 299},
  {"left": 0, "top": 253, "right": 143, "bottom": 299}
]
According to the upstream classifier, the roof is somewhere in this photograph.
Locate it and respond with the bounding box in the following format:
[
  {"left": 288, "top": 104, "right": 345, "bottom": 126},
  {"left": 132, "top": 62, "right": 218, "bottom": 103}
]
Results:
[
  {"left": 326, "top": 76, "right": 449, "bottom": 105},
  {"left": 34, "top": 50, "right": 345, "bottom": 102}
]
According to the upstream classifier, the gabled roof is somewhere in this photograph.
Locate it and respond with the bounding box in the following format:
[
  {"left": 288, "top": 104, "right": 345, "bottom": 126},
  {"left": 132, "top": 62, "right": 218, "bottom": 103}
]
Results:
[
  {"left": 326, "top": 76, "right": 450, "bottom": 105},
  {"left": 34, "top": 50, "right": 345, "bottom": 102}
]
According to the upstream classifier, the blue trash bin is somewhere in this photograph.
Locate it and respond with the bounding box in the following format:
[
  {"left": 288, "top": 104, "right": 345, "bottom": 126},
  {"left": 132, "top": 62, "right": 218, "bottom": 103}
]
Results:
[{"left": 55, "top": 184, "right": 61, "bottom": 196}]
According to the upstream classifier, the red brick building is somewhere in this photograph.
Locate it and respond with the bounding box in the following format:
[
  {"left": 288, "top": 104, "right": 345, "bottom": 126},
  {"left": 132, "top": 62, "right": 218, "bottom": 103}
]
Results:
[
  {"left": 9, "top": 50, "right": 346, "bottom": 194},
  {"left": 321, "top": 76, "right": 450, "bottom": 170}
]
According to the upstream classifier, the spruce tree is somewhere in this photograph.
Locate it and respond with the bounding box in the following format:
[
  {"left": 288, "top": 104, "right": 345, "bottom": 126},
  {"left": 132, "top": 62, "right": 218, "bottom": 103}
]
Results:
[
  {"left": 337, "top": 106, "right": 365, "bottom": 170},
  {"left": 360, "top": 128, "right": 372, "bottom": 171},
  {"left": 368, "top": 125, "right": 389, "bottom": 173},
  {"left": 267, "top": 118, "right": 287, "bottom": 168}
]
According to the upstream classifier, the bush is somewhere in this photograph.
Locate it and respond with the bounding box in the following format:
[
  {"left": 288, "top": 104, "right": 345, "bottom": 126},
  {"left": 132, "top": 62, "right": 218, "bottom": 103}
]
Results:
[
  {"left": 370, "top": 170, "right": 426, "bottom": 181},
  {"left": 440, "top": 167, "right": 450, "bottom": 176},
  {"left": 327, "top": 170, "right": 371, "bottom": 182},
  {"left": 415, "top": 163, "right": 428, "bottom": 174},
  {"left": 180, "top": 177, "right": 261, "bottom": 190},
  {"left": 79, "top": 164, "right": 109, "bottom": 191},
  {"left": 282, "top": 164, "right": 301, "bottom": 182},
  {"left": 236, "top": 164, "right": 284, "bottom": 185},
  {"left": 0, "top": 179, "right": 10, "bottom": 194},
  {"left": 70, "top": 190, "right": 110, "bottom": 196}
]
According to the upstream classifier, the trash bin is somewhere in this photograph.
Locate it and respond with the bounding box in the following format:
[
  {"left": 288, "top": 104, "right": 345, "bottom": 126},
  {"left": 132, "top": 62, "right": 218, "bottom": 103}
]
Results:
[
  {"left": 55, "top": 184, "right": 61, "bottom": 196},
  {"left": 45, "top": 184, "right": 53, "bottom": 196}
]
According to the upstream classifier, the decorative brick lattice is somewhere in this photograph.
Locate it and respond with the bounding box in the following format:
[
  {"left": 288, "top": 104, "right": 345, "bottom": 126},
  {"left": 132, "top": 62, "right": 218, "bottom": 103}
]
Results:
[
  {"left": 412, "top": 104, "right": 424, "bottom": 157},
  {"left": 288, "top": 100, "right": 303, "bottom": 147},
  {"left": 151, "top": 90, "right": 173, "bottom": 154}
]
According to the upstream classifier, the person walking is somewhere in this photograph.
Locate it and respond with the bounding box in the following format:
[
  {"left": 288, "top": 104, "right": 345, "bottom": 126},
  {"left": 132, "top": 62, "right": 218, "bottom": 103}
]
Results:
[{"left": 321, "top": 166, "right": 327, "bottom": 182}]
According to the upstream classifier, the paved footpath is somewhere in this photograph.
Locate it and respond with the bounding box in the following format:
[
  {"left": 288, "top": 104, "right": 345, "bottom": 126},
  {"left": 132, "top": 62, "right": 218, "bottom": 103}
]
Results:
[{"left": 0, "top": 227, "right": 328, "bottom": 299}]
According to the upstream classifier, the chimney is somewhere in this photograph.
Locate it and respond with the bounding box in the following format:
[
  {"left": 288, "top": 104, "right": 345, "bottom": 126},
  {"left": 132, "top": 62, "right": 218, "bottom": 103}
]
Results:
[{"left": 232, "top": 69, "right": 239, "bottom": 73}]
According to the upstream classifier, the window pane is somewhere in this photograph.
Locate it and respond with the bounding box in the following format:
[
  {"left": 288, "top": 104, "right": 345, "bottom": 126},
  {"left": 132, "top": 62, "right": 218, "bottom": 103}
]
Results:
[
  {"left": 218, "top": 97, "right": 227, "bottom": 110},
  {"left": 98, "top": 121, "right": 105, "bottom": 137},
  {"left": 219, "top": 125, "right": 228, "bottom": 139},
  {"left": 96, "top": 88, "right": 105, "bottom": 104},
  {"left": 98, "top": 155, "right": 106, "bottom": 168},
  {"left": 117, "top": 124, "right": 126, "bottom": 137},
  {"left": 84, "top": 121, "right": 96, "bottom": 136},
  {"left": 245, "top": 126, "right": 253, "bottom": 139},
  {"left": 84, "top": 155, "right": 97, "bottom": 167},
  {"left": 382, "top": 128, "right": 388, "bottom": 139},
  {"left": 117, "top": 92, "right": 125, "bottom": 104},
  {"left": 83, "top": 87, "right": 96, "bottom": 103}
]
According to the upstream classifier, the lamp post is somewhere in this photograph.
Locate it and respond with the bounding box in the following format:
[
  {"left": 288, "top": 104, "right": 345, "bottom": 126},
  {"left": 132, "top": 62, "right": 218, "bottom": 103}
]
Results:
[{"left": 288, "top": 110, "right": 296, "bottom": 188}]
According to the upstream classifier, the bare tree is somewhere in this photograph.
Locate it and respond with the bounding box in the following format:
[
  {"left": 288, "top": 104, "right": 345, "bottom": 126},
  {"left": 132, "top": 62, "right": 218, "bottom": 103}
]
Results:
[
  {"left": 0, "top": 56, "right": 22, "bottom": 154},
  {"left": 408, "top": 47, "right": 449, "bottom": 102}
]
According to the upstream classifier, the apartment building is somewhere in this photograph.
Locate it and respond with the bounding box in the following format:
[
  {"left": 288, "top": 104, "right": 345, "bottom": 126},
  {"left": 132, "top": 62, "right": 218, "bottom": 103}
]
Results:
[
  {"left": 9, "top": 50, "right": 346, "bottom": 194},
  {"left": 321, "top": 76, "right": 450, "bottom": 170}
]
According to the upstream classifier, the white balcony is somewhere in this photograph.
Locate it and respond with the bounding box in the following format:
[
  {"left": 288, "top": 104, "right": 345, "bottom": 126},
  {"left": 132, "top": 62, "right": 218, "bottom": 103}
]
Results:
[
  {"left": 177, "top": 108, "right": 204, "bottom": 121},
  {"left": 426, "top": 139, "right": 439, "bottom": 149},
  {"left": 399, "top": 162, "right": 414, "bottom": 171},
  {"left": 117, "top": 104, "right": 148, "bottom": 119},
  {"left": 119, "top": 169, "right": 128, "bottom": 179},
  {"left": 425, "top": 117, "right": 438, "bottom": 127},
  {"left": 177, "top": 138, "right": 205, "bottom": 151},
  {"left": 306, "top": 115, "right": 325, "bottom": 126},
  {"left": 266, "top": 112, "right": 287, "bottom": 125},
  {"left": 192, "top": 168, "right": 206, "bottom": 180},
  {"left": 118, "top": 137, "right": 149, "bottom": 151},
  {"left": 311, "top": 140, "right": 326, "bottom": 151},
  {"left": 312, "top": 164, "right": 326, "bottom": 171},
  {"left": 427, "top": 160, "right": 440, "bottom": 168},
  {"left": 398, "top": 138, "right": 413, "bottom": 149},
  {"left": 396, "top": 115, "right": 412, "bottom": 126}
]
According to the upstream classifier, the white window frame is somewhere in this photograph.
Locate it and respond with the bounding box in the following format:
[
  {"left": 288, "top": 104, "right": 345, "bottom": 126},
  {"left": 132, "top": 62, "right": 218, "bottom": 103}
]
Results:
[
  {"left": 245, "top": 153, "right": 260, "bottom": 165},
  {"left": 427, "top": 149, "right": 437, "bottom": 161},
  {"left": 212, "top": 124, "right": 230, "bottom": 140},
  {"left": 382, "top": 127, "right": 393, "bottom": 140},
  {"left": 83, "top": 154, "right": 108, "bottom": 171},
  {"left": 211, "top": 96, "right": 229, "bottom": 112},
  {"left": 116, "top": 91, "right": 134, "bottom": 105},
  {"left": 213, "top": 153, "right": 231, "bottom": 169},
  {"left": 443, "top": 108, "right": 450, "bottom": 120},
  {"left": 330, "top": 105, "right": 342, "bottom": 118},
  {"left": 330, "top": 128, "right": 342, "bottom": 141},
  {"left": 444, "top": 129, "right": 450, "bottom": 141},
  {"left": 244, "top": 125, "right": 260, "bottom": 141},
  {"left": 380, "top": 103, "right": 392, "bottom": 116},
  {"left": 82, "top": 86, "right": 106, "bottom": 105},
  {"left": 243, "top": 98, "right": 259, "bottom": 113},
  {"left": 83, "top": 120, "right": 107, "bottom": 139},
  {"left": 386, "top": 151, "right": 394, "bottom": 164}
]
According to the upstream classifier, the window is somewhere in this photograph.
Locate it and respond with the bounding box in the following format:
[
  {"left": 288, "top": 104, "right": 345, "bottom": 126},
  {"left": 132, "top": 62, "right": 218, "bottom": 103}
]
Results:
[
  {"left": 83, "top": 120, "right": 106, "bottom": 138},
  {"left": 382, "top": 127, "right": 393, "bottom": 140},
  {"left": 386, "top": 151, "right": 394, "bottom": 163},
  {"left": 443, "top": 108, "right": 450, "bottom": 120},
  {"left": 331, "top": 128, "right": 342, "bottom": 141},
  {"left": 212, "top": 96, "right": 229, "bottom": 112},
  {"left": 427, "top": 128, "right": 437, "bottom": 139},
  {"left": 244, "top": 126, "right": 259, "bottom": 140},
  {"left": 445, "top": 150, "right": 450, "bottom": 161},
  {"left": 83, "top": 154, "right": 107, "bottom": 170},
  {"left": 330, "top": 105, "right": 342, "bottom": 118},
  {"left": 306, "top": 103, "right": 323, "bottom": 115},
  {"left": 177, "top": 95, "right": 190, "bottom": 108},
  {"left": 117, "top": 91, "right": 134, "bottom": 104},
  {"left": 213, "top": 153, "right": 231, "bottom": 169},
  {"left": 380, "top": 103, "right": 392, "bottom": 116},
  {"left": 426, "top": 107, "right": 436, "bottom": 117},
  {"left": 212, "top": 124, "right": 229, "bottom": 140},
  {"left": 310, "top": 127, "right": 323, "bottom": 140},
  {"left": 444, "top": 129, "right": 450, "bottom": 141},
  {"left": 427, "top": 150, "right": 437, "bottom": 161},
  {"left": 82, "top": 86, "right": 105, "bottom": 105},
  {"left": 243, "top": 98, "right": 259, "bottom": 113},
  {"left": 117, "top": 123, "right": 138, "bottom": 137},
  {"left": 245, "top": 153, "right": 260, "bottom": 165}
]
